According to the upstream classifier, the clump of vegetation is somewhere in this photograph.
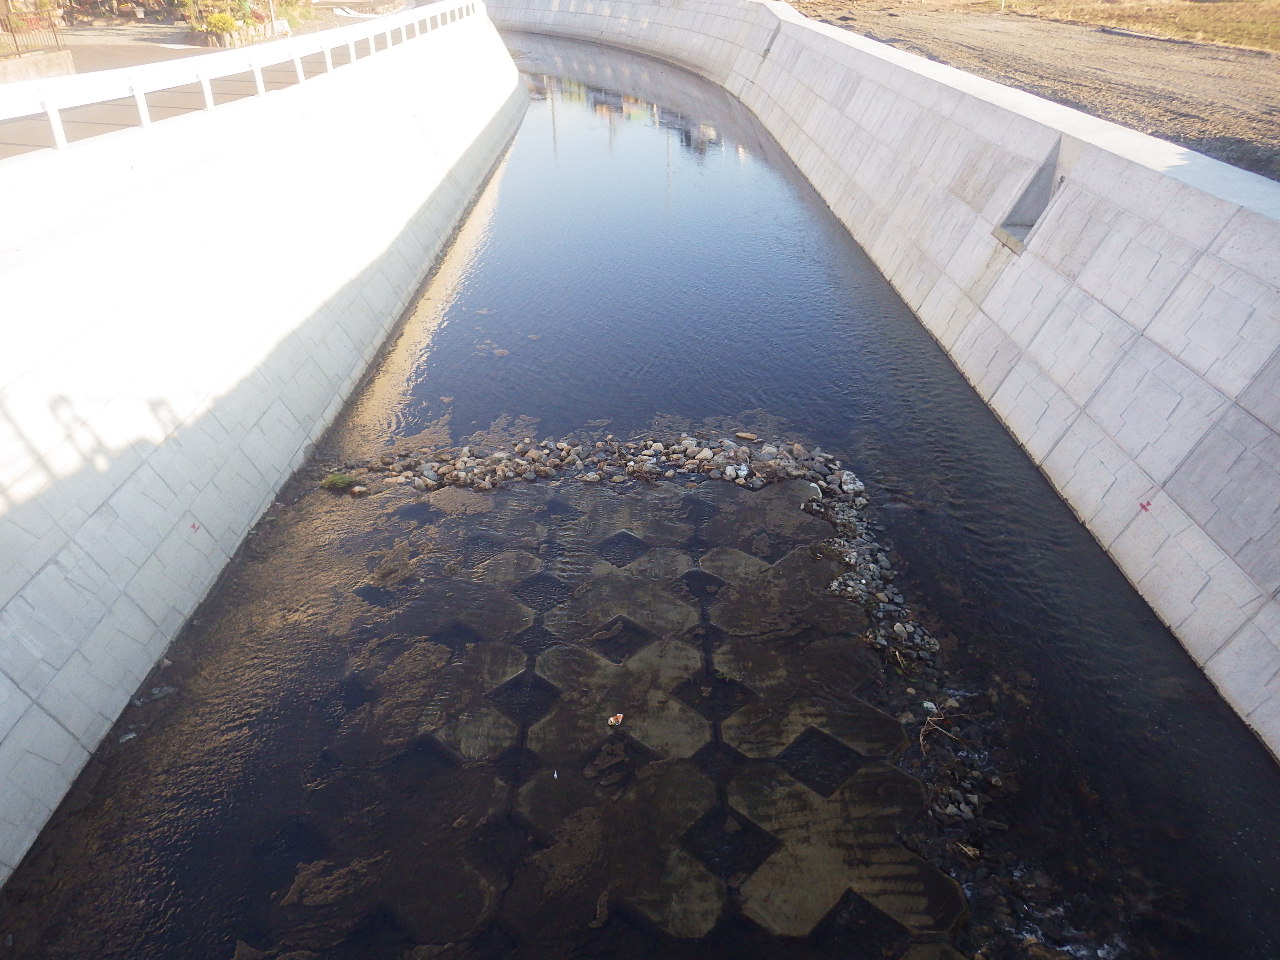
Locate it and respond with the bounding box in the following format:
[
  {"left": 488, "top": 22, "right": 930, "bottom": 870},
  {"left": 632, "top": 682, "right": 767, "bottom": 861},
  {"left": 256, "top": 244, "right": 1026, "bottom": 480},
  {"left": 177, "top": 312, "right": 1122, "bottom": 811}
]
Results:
[
  {"left": 179, "top": 0, "right": 312, "bottom": 38},
  {"left": 320, "top": 472, "right": 358, "bottom": 491},
  {"left": 202, "top": 10, "right": 237, "bottom": 35}
]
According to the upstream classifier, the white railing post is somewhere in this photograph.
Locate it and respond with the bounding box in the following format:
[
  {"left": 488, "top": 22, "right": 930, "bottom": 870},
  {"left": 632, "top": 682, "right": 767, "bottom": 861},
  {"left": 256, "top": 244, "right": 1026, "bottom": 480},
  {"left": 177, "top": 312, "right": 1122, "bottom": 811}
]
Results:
[
  {"left": 292, "top": 55, "right": 305, "bottom": 83},
  {"left": 130, "top": 83, "right": 151, "bottom": 126},
  {"left": 322, "top": 46, "right": 333, "bottom": 72},
  {"left": 251, "top": 63, "right": 265, "bottom": 94},
  {"left": 198, "top": 74, "right": 214, "bottom": 110},
  {"left": 43, "top": 99, "right": 67, "bottom": 149},
  {"left": 347, "top": 38, "right": 357, "bottom": 63}
]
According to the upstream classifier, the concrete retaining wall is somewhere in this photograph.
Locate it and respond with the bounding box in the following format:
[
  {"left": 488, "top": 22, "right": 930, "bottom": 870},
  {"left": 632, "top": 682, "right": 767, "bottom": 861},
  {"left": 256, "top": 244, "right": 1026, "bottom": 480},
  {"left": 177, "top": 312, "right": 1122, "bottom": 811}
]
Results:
[
  {"left": 490, "top": 0, "right": 1280, "bottom": 756},
  {"left": 0, "top": 2, "right": 525, "bottom": 878},
  {"left": 0, "top": 50, "right": 74, "bottom": 84}
]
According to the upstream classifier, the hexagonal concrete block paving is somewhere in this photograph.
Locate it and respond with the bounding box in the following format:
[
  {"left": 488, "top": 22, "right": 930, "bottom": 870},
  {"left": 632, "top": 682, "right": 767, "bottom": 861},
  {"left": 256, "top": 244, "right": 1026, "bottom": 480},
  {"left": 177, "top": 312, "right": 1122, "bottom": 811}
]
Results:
[
  {"left": 729, "top": 764, "right": 967, "bottom": 938},
  {"left": 30, "top": 475, "right": 965, "bottom": 958},
  {"left": 529, "top": 641, "right": 710, "bottom": 764}
]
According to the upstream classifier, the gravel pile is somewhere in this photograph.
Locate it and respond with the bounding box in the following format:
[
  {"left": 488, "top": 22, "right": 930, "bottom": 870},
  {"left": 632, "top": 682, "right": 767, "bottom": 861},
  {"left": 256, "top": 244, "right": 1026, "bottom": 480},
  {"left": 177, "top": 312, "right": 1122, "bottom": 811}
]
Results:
[{"left": 325, "top": 431, "right": 865, "bottom": 496}]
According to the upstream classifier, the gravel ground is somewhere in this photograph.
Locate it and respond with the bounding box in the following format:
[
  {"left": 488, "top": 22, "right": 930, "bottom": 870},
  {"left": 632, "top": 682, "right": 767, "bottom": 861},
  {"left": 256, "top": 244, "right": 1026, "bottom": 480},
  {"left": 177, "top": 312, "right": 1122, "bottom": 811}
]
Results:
[{"left": 793, "top": 0, "right": 1280, "bottom": 181}]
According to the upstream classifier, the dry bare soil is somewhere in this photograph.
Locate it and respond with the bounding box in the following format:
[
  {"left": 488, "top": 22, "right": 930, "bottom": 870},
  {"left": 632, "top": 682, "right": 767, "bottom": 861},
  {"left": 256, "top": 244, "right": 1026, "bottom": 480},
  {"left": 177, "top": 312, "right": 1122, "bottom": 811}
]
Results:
[{"left": 792, "top": 0, "right": 1280, "bottom": 180}]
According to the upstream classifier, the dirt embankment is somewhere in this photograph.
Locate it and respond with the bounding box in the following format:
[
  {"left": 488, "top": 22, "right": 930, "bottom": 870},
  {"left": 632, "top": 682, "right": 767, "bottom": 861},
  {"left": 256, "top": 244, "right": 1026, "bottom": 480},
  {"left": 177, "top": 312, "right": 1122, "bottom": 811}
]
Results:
[{"left": 792, "top": 0, "right": 1280, "bottom": 181}]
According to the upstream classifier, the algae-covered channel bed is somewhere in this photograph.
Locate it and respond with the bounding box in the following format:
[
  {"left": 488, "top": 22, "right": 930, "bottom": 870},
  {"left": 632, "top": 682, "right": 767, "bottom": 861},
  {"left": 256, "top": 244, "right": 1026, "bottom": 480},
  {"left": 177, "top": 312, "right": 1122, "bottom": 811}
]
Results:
[{"left": 1, "top": 32, "right": 1278, "bottom": 960}]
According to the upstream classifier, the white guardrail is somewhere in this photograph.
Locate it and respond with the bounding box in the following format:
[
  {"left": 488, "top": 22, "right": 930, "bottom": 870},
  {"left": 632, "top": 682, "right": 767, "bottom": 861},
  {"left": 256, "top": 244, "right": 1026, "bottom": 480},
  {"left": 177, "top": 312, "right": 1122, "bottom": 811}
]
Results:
[{"left": 0, "top": 0, "right": 478, "bottom": 148}]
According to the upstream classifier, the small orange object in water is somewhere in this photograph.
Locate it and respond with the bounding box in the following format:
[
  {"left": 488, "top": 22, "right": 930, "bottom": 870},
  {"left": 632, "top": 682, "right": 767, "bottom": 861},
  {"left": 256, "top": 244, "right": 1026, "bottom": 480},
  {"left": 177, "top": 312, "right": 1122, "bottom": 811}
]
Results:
[{"left": 607, "top": 714, "right": 624, "bottom": 726}]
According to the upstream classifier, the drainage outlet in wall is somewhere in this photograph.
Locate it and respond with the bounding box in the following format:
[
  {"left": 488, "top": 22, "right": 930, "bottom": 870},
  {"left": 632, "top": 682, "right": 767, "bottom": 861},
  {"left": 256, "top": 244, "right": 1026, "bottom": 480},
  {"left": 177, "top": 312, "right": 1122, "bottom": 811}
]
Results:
[{"left": 993, "top": 137, "right": 1066, "bottom": 255}]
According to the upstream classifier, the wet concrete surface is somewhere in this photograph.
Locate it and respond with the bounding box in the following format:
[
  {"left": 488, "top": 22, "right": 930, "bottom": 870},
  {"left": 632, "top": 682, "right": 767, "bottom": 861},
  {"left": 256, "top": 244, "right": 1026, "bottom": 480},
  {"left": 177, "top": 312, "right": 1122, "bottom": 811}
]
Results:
[
  {"left": 317, "top": 477, "right": 964, "bottom": 956},
  {"left": 0, "top": 470, "right": 964, "bottom": 959}
]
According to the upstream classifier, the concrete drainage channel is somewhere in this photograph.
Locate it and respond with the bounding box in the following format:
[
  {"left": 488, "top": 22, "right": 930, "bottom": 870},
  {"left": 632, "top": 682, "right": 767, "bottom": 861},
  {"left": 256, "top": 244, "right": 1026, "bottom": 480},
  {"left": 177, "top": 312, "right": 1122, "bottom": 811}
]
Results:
[
  {"left": 2, "top": 1, "right": 1278, "bottom": 956},
  {"left": 486, "top": 0, "right": 1280, "bottom": 763}
]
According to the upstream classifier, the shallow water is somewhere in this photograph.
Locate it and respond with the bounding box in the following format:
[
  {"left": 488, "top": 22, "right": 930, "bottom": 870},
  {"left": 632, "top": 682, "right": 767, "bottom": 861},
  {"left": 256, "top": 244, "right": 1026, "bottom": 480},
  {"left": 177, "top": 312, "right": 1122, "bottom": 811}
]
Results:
[
  {"left": 360, "top": 35, "right": 1280, "bottom": 958},
  {"left": 1, "top": 31, "right": 1278, "bottom": 960}
]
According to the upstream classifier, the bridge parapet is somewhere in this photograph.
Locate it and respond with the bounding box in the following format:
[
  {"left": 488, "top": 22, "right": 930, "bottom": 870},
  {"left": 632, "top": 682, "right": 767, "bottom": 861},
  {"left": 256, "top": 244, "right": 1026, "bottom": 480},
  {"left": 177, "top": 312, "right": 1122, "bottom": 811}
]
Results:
[{"left": 0, "top": 0, "right": 478, "bottom": 154}]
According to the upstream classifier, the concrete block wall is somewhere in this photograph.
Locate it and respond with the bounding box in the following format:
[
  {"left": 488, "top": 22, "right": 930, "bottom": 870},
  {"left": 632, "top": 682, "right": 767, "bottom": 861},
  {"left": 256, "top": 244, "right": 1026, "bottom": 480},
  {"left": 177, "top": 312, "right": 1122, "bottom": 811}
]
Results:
[
  {"left": 489, "top": 0, "right": 1280, "bottom": 756},
  {"left": 0, "top": 4, "right": 525, "bottom": 878},
  {"left": 0, "top": 50, "right": 75, "bottom": 84}
]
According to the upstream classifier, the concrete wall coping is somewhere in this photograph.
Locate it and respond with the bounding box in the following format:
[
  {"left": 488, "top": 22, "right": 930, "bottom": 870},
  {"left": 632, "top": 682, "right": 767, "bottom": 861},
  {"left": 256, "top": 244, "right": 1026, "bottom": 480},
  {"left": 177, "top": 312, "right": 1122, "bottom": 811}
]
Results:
[{"left": 753, "top": 0, "right": 1280, "bottom": 219}]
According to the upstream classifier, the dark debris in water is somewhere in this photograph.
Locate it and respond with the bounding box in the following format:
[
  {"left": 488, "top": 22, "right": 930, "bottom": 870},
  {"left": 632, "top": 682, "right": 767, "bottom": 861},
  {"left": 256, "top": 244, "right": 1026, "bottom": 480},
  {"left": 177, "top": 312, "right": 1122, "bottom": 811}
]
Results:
[
  {"left": 511, "top": 572, "right": 574, "bottom": 611},
  {"left": 587, "top": 615, "right": 655, "bottom": 664},
  {"left": 595, "top": 530, "right": 652, "bottom": 567},
  {"left": 776, "top": 725, "right": 873, "bottom": 798},
  {"left": 486, "top": 670, "right": 562, "bottom": 724}
]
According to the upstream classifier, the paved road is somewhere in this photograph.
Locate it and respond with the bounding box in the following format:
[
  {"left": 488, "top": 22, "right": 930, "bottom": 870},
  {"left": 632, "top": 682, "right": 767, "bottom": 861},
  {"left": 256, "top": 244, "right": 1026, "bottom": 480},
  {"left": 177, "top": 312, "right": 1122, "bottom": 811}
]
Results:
[{"left": 62, "top": 24, "right": 206, "bottom": 74}]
